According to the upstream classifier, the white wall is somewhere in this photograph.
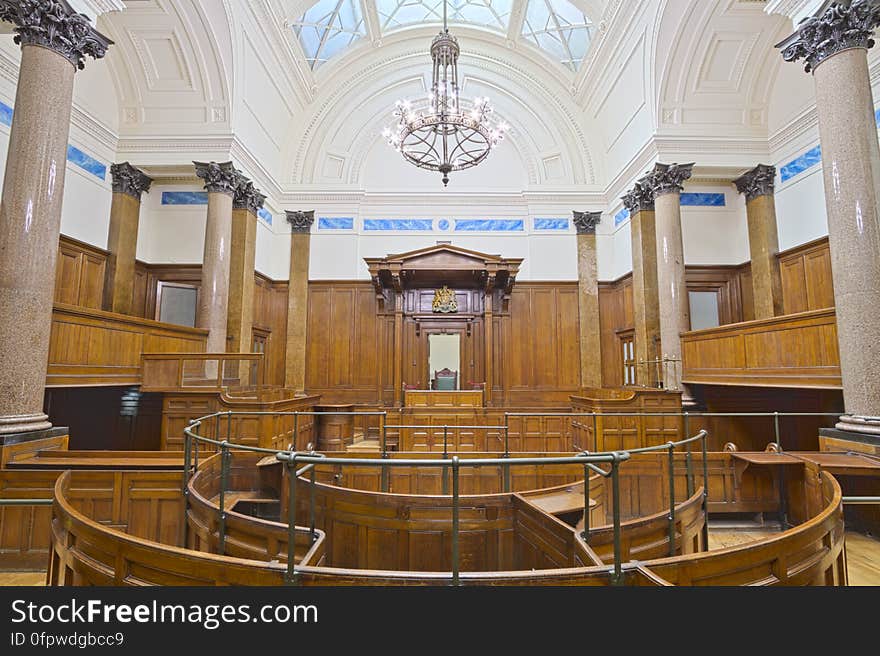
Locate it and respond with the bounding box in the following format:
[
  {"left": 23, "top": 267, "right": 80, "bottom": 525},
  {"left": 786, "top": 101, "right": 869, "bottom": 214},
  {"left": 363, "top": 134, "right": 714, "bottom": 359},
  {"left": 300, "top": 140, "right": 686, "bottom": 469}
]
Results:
[
  {"left": 775, "top": 168, "right": 828, "bottom": 252},
  {"left": 255, "top": 218, "right": 291, "bottom": 280},
  {"left": 681, "top": 185, "right": 750, "bottom": 266},
  {"left": 137, "top": 186, "right": 206, "bottom": 264}
]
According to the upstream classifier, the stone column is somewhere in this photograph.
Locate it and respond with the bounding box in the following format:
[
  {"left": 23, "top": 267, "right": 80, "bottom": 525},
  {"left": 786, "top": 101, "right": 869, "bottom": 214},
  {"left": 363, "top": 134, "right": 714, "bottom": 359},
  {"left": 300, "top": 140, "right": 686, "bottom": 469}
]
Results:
[
  {"left": 194, "top": 161, "right": 238, "bottom": 354},
  {"left": 778, "top": 0, "right": 880, "bottom": 437},
  {"left": 734, "top": 164, "right": 783, "bottom": 319},
  {"left": 104, "top": 163, "right": 152, "bottom": 315},
  {"left": 0, "top": 2, "right": 110, "bottom": 436},
  {"left": 646, "top": 162, "right": 694, "bottom": 393},
  {"left": 227, "top": 177, "right": 263, "bottom": 353},
  {"left": 285, "top": 211, "right": 314, "bottom": 394},
  {"left": 574, "top": 211, "right": 603, "bottom": 388},
  {"left": 624, "top": 180, "right": 661, "bottom": 388}
]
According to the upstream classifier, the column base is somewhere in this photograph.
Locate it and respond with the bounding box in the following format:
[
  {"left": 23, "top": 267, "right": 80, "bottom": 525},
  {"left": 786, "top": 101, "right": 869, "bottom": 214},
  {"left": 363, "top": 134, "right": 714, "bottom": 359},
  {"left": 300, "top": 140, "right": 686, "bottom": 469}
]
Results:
[
  {"left": 819, "top": 426, "right": 880, "bottom": 456},
  {"left": 835, "top": 414, "right": 880, "bottom": 435},
  {"left": 0, "top": 425, "right": 68, "bottom": 447},
  {"left": 0, "top": 413, "right": 52, "bottom": 436}
]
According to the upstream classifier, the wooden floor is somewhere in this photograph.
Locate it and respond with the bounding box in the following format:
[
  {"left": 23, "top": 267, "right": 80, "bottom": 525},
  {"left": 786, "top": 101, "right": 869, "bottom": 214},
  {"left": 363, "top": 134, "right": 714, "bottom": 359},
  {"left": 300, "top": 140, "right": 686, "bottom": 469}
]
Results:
[{"left": 2, "top": 531, "right": 877, "bottom": 586}]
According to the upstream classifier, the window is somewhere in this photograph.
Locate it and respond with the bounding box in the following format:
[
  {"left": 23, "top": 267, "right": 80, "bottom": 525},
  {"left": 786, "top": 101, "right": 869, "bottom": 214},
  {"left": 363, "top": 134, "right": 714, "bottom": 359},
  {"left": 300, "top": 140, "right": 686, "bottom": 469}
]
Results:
[
  {"left": 156, "top": 282, "right": 198, "bottom": 328},
  {"left": 689, "top": 291, "right": 721, "bottom": 331},
  {"left": 619, "top": 331, "right": 635, "bottom": 386},
  {"left": 521, "top": 0, "right": 595, "bottom": 71}
]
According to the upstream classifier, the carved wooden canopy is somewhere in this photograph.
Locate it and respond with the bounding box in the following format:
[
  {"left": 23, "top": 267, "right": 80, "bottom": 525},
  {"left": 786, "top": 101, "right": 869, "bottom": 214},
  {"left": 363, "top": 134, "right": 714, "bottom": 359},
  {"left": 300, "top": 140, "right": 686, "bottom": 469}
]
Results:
[{"left": 365, "top": 244, "right": 522, "bottom": 314}]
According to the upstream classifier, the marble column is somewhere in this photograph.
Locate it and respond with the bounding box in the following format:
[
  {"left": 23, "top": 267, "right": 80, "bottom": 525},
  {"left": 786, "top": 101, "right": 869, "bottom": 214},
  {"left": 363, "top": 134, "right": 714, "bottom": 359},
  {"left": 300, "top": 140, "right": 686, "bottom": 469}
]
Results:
[
  {"left": 194, "top": 162, "right": 238, "bottom": 354},
  {"left": 227, "top": 176, "right": 264, "bottom": 385},
  {"left": 624, "top": 180, "right": 661, "bottom": 388},
  {"left": 574, "top": 211, "right": 603, "bottom": 389},
  {"left": 734, "top": 164, "right": 783, "bottom": 319},
  {"left": 104, "top": 163, "right": 152, "bottom": 315},
  {"left": 285, "top": 211, "right": 314, "bottom": 394},
  {"left": 778, "top": 0, "right": 880, "bottom": 436},
  {"left": 646, "top": 162, "right": 694, "bottom": 394},
  {"left": 0, "top": 2, "right": 110, "bottom": 436}
]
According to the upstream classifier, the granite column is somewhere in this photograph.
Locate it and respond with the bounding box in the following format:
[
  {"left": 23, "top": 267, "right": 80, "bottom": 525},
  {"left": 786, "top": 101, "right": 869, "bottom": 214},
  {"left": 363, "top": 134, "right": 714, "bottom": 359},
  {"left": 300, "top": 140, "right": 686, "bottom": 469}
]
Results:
[
  {"left": 194, "top": 161, "right": 238, "bottom": 355},
  {"left": 574, "top": 211, "right": 603, "bottom": 389},
  {"left": 734, "top": 164, "right": 783, "bottom": 319},
  {"left": 285, "top": 211, "right": 314, "bottom": 394},
  {"left": 778, "top": 0, "right": 880, "bottom": 437},
  {"left": 0, "top": 2, "right": 110, "bottom": 435},
  {"left": 104, "top": 163, "right": 152, "bottom": 315}
]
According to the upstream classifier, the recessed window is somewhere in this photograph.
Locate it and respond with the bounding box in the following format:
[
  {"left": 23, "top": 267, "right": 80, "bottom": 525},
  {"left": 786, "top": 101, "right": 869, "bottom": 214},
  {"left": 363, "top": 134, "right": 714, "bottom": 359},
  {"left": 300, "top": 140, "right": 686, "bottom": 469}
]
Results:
[
  {"left": 521, "top": 0, "right": 595, "bottom": 71},
  {"left": 689, "top": 291, "right": 721, "bottom": 331},
  {"left": 291, "top": 0, "right": 367, "bottom": 70}
]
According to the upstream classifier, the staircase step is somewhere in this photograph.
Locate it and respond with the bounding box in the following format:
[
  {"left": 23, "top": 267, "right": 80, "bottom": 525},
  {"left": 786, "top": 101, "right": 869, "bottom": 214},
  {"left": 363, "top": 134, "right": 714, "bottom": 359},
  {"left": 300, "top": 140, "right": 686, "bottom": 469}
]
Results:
[{"left": 347, "top": 438, "right": 381, "bottom": 453}]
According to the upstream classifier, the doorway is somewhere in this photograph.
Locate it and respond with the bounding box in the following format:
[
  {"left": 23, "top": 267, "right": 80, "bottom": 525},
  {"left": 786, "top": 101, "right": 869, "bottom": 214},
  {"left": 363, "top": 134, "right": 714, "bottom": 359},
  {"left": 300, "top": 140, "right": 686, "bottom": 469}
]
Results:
[{"left": 428, "top": 333, "right": 461, "bottom": 390}]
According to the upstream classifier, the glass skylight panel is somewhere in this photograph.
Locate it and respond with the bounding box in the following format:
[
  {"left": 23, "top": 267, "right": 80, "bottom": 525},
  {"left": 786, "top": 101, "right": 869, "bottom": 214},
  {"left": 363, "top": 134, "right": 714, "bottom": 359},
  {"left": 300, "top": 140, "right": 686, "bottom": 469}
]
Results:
[
  {"left": 521, "top": 0, "right": 594, "bottom": 71},
  {"left": 291, "top": 0, "right": 367, "bottom": 69},
  {"left": 377, "top": 0, "right": 513, "bottom": 33}
]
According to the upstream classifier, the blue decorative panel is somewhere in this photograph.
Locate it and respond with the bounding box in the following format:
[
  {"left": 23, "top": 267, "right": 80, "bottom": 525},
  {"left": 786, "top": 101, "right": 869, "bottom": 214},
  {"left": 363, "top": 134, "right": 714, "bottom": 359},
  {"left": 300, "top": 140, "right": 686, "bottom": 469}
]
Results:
[
  {"left": 875, "top": 107, "right": 880, "bottom": 126},
  {"left": 680, "top": 193, "right": 726, "bottom": 207},
  {"left": 614, "top": 208, "right": 629, "bottom": 226},
  {"left": 534, "top": 218, "right": 569, "bottom": 231},
  {"left": 363, "top": 219, "right": 433, "bottom": 231},
  {"left": 454, "top": 219, "right": 524, "bottom": 232},
  {"left": 318, "top": 217, "right": 354, "bottom": 230},
  {"left": 0, "top": 100, "right": 12, "bottom": 127},
  {"left": 438, "top": 219, "right": 450, "bottom": 231},
  {"left": 161, "top": 191, "right": 209, "bottom": 205},
  {"left": 780, "top": 145, "right": 822, "bottom": 183},
  {"left": 258, "top": 208, "right": 273, "bottom": 226},
  {"left": 66, "top": 145, "right": 106, "bottom": 180}
]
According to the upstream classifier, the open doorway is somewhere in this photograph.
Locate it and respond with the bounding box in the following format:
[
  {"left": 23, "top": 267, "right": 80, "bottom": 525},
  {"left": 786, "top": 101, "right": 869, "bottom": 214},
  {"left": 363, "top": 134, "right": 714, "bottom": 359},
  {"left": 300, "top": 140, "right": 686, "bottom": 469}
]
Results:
[{"left": 428, "top": 333, "right": 461, "bottom": 390}]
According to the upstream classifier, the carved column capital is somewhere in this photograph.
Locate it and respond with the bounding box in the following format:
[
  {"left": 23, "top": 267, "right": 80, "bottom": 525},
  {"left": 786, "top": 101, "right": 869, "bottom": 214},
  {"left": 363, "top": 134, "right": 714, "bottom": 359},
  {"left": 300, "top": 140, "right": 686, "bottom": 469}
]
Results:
[
  {"left": 110, "top": 162, "right": 152, "bottom": 200},
  {"left": 572, "top": 211, "right": 602, "bottom": 234},
  {"left": 232, "top": 174, "right": 266, "bottom": 215},
  {"left": 777, "top": 0, "right": 880, "bottom": 73},
  {"left": 286, "top": 210, "right": 315, "bottom": 233},
  {"left": 733, "top": 164, "right": 777, "bottom": 202},
  {"left": 193, "top": 161, "right": 238, "bottom": 196},
  {"left": 646, "top": 162, "right": 695, "bottom": 197},
  {"left": 0, "top": 0, "right": 112, "bottom": 70},
  {"left": 622, "top": 177, "right": 655, "bottom": 214}
]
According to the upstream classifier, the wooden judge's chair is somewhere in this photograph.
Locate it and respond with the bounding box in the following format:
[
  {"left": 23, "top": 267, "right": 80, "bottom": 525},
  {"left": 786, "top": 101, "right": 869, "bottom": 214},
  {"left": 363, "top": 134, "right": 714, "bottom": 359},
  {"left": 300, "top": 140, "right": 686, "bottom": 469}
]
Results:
[{"left": 432, "top": 368, "right": 458, "bottom": 391}]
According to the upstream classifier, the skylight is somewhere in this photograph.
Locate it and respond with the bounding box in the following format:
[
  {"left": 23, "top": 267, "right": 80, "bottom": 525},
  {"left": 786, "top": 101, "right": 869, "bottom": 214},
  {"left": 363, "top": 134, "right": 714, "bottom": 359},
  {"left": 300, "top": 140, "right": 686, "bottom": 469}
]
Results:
[
  {"left": 289, "top": 0, "right": 596, "bottom": 71},
  {"left": 291, "top": 0, "right": 367, "bottom": 69},
  {"left": 376, "top": 0, "right": 513, "bottom": 33},
  {"left": 520, "top": 0, "right": 594, "bottom": 71}
]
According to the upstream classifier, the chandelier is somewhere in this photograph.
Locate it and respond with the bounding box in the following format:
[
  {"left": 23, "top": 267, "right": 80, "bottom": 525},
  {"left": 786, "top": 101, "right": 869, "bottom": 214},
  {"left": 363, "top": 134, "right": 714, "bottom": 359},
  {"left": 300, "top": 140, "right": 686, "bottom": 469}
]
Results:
[{"left": 383, "top": 0, "right": 509, "bottom": 187}]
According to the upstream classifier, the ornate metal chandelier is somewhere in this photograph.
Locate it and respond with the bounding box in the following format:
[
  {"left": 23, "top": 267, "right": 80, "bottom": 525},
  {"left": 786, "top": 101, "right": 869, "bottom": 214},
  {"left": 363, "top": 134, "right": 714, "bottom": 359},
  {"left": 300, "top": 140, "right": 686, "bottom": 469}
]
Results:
[{"left": 383, "top": 0, "right": 508, "bottom": 187}]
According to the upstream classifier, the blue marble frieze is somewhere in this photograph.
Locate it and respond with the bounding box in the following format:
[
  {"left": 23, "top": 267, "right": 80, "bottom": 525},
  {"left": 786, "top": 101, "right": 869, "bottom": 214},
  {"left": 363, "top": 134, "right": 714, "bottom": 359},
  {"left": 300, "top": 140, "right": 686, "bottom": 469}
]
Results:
[
  {"left": 318, "top": 217, "right": 354, "bottom": 230},
  {"left": 258, "top": 208, "right": 273, "bottom": 226},
  {"left": 66, "top": 145, "right": 106, "bottom": 180},
  {"left": 780, "top": 145, "right": 823, "bottom": 183},
  {"left": 614, "top": 208, "right": 630, "bottom": 226},
  {"left": 454, "top": 219, "right": 524, "bottom": 232},
  {"left": 680, "top": 193, "right": 725, "bottom": 207},
  {"left": 533, "top": 218, "right": 569, "bottom": 231},
  {"left": 364, "top": 218, "right": 434, "bottom": 231},
  {"left": 0, "top": 100, "right": 12, "bottom": 127},
  {"left": 161, "top": 191, "right": 209, "bottom": 205}
]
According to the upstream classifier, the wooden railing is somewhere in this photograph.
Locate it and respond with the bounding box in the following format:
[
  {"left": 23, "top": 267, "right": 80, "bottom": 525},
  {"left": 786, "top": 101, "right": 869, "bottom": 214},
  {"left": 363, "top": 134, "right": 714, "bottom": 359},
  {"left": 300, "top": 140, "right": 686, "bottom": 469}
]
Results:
[
  {"left": 48, "top": 304, "right": 207, "bottom": 387},
  {"left": 681, "top": 308, "right": 841, "bottom": 388},
  {"left": 141, "top": 353, "right": 266, "bottom": 393}
]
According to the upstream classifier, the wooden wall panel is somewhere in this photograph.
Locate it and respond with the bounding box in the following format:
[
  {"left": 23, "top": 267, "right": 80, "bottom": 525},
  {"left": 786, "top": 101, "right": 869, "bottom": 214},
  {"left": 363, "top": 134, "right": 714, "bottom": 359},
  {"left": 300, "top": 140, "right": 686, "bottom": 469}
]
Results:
[
  {"left": 598, "top": 275, "right": 633, "bottom": 388},
  {"left": 54, "top": 236, "right": 108, "bottom": 310},
  {"left": 779, "top": 237, "right": 834, "bottom": 314}
]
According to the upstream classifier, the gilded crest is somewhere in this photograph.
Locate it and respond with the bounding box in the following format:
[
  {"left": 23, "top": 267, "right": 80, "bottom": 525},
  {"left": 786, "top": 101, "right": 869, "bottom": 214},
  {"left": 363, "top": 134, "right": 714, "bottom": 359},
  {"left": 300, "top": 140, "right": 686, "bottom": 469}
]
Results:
[{"left": 432, "top": 286, "right": 458, "bottom": 313}]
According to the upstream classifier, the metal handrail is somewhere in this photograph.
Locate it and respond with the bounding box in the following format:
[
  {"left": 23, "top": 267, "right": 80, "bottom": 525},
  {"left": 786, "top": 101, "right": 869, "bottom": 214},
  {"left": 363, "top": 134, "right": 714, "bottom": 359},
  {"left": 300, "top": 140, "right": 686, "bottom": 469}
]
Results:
[
  {"left": 0, "top": 498, "right": 53, "bottom": 506},
  {"left": 183, "top": 410, "right": 712, "bottom": 588},
  {"left": 842, "top": 497, "right": 880, "bottom": 505}
]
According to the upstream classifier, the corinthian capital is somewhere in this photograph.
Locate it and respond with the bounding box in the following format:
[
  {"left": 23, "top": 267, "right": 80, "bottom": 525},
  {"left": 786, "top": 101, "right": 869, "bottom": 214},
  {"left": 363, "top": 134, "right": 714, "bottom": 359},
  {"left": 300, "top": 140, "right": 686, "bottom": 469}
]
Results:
[
  {"left": 777, "top": 0, "right": 880, "bottom": 73},
  {"left": 733, "top": 164, "right": 777, "bottom": 202},
  {"left": 646, "top": 162, "right": 694, "bottom": 197},
  {"left": 193, "top": 161, "right": 238, "bottom": 196},
  {"left": 0, "top": 0, "right": 112, "bottom": 70},
  {"left": 572, "top": 211, "right": 602, "bottom": 234},
  {"left": 621, "top": 177, "right": 655, "bottom": 214},
  {"left": 232, "top": 175, "right": 266, "bottom": 215},
  {"left": 110, "top": 162, "right": 152, "bottom": 200},
  {"left": 286, "top": 210, "right": 315, "bottom": 233}
]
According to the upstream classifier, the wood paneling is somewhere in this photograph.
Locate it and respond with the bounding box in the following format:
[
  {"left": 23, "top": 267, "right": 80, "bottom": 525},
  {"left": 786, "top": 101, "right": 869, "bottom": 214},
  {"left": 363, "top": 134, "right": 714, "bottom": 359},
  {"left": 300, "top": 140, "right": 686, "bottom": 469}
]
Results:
[
  {"left": 779, "top": 236, "right": 834, "bottom": 314},
  {"left": 47, "top": 304, "right": 207, "bottom": 387},
  {"left": 253, "top": 274, "right": 288, "bottom": 387},
  {"left": 681, "top": 308, "right": 841, "bottom": 388},
  {"left": 54, "top": 236, "right": 108, "bottom": 310},
  {"left": 685, "top": 266, "right": 750, "bottom": 326},
  {"left": 598, "top": 275, "right": 634, "bottom": 388}
]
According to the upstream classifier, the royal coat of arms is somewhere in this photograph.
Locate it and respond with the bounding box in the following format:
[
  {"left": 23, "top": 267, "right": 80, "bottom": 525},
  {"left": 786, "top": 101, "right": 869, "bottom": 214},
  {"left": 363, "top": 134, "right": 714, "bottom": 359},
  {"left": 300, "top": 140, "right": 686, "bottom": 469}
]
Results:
[{"left": 431, "top": 286, "right": 458, "bottom": 313}]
